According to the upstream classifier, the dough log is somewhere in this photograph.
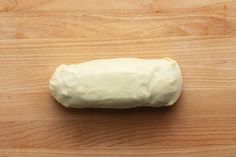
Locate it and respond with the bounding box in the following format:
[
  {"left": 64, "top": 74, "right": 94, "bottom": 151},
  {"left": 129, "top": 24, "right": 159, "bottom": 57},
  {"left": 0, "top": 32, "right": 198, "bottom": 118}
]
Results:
[{"left": 49, "top": 58, "right": 183, "bottom": 108}]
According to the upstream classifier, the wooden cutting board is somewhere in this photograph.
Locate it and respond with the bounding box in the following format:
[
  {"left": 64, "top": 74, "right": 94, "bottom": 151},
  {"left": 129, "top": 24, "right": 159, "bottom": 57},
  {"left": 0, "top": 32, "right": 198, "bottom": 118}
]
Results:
[{"left": 0, "top": 0, "right": 236, "bottom": 156}]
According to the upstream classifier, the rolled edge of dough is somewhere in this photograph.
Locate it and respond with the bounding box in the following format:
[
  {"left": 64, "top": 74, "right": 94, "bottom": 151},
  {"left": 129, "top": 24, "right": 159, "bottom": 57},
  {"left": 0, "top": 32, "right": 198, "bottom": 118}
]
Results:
[{"left": 163, "top": 57, "right": 183, "bottom": 106}]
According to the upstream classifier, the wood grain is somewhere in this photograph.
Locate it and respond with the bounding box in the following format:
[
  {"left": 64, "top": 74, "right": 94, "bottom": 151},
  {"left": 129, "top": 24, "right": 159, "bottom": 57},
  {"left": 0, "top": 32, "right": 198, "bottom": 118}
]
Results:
[
  {"left": 0, "top": 0, "right": 236, "bottom": 156},
  {"left": 0, "top": 0, "right": 236, "bottom": 40}
]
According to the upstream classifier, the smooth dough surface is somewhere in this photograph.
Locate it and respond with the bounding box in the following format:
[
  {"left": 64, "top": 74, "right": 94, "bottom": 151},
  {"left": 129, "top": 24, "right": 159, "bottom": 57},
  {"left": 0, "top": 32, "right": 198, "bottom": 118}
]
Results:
[{"left": 49, "top": 58, "right": 183, "bottom": 108}]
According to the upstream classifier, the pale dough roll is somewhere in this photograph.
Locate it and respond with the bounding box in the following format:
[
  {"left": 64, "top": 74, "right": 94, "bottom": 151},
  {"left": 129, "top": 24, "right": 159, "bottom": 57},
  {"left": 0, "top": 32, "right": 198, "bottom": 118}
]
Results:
[{"left": 49, "top": 58, "right": 183, "bottom": 108}]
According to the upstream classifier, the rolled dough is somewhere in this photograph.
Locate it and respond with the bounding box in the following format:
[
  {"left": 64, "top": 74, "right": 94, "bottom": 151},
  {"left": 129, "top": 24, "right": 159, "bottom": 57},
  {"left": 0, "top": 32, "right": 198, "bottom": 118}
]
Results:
[{"left": 49, "top": 58, "right": 183, "bottom": 108}]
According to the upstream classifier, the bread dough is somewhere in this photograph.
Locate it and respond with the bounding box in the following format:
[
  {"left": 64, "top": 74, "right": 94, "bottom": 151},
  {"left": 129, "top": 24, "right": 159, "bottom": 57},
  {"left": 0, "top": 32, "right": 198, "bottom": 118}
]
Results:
[{"left": 49, "top": 58, "right": 183, "bottom": 108}]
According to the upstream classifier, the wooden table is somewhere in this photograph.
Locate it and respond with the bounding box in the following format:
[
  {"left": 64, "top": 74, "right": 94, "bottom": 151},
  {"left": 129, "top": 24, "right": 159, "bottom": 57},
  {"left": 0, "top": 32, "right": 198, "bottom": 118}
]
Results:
[{"left": 0, "top": 0, "right": 236, "bottom": 156}]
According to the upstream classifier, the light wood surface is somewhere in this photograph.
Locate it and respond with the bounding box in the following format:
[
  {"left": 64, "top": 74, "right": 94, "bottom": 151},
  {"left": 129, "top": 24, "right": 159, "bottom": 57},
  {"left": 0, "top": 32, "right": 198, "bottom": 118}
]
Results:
[{"left": 0, "top": 0, "right": 236, "bottom": 156}]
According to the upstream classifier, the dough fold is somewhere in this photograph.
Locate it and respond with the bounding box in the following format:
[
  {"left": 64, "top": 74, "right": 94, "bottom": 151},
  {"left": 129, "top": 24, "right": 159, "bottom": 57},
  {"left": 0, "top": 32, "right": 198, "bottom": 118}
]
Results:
[{"left": 49, "top": 58, "right": 183, "bottom": 108}]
